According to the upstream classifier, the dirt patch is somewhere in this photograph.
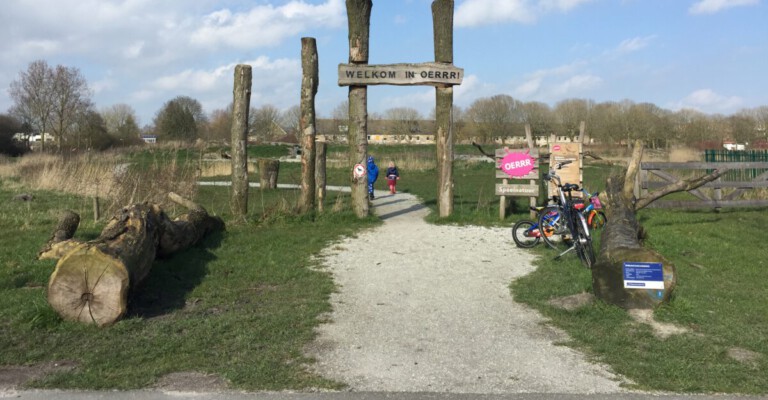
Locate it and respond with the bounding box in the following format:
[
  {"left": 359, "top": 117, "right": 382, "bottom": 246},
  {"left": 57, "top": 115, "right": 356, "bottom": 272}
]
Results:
[
  {"left": 628, "top": 309, "right": 689, "bottom": 339},
  {"left": 547, "top": 292, "right": 595, "bottom": 311},
  {"left": 726, "top": 347, "right": 762, "bottom": 367},
  {"left": 0, "top": 360, "right": 77, "bottom": 389},
  {"left": 152, "top": 371, "right": 230, "bottom": 392}
]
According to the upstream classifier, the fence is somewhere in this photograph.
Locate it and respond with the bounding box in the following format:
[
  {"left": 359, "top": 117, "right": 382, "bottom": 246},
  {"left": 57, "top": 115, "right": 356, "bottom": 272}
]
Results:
[
  {"left": 638, "top": 161, "right": 768, "bottom": 209},
  {"left": 704, "top": 150, "right": 768, "bottom": 181}
]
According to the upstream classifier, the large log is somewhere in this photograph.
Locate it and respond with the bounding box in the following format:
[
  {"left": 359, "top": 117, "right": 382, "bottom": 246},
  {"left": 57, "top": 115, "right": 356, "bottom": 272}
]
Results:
[
  {"left": 592, "top": 140, "right": 724, "bottom": 309},
  {"left": 45, "top": 194, "right": 224, "bottom": 326}
]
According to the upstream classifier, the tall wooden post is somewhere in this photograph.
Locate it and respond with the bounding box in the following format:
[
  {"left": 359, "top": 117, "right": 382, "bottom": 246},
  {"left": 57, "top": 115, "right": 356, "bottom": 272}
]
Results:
[
  {"left": 230, "top": 64, "right": 252, "bottom": 221},
  {"left": 316, "top": 140, "right": 327, "bottom": 213},
  {"left": 346, "top": 0, "right": 372, "bottom": 218},
  {"left": 433, "top": 0, "right": 454, "bottom": 217},
  {"left": 299, "top": 37, "right": 318, "bottom": 213}
]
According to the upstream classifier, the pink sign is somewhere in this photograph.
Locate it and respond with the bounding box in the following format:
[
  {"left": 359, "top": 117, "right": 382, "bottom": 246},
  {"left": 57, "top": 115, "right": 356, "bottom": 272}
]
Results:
[{"left": 500, "top": 151, "right": 536, "bottom": 177}]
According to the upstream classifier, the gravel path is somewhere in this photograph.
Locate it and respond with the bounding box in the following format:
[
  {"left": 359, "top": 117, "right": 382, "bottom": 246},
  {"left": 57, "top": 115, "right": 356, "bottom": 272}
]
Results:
[{"left": 306, "top": 190, "right": 630, "bottom": 394}]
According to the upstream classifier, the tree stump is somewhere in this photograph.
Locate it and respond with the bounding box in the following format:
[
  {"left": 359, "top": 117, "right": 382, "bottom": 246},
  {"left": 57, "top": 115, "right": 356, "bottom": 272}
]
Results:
[
  {"left": 43, "top": 194, "right": 224, "bottom": 326},
  {"left": 592, "top": 140, "right": 724, "bottom": 309},
  {"left": 258, "top": 159, "right": 280, "bottom": 189}
]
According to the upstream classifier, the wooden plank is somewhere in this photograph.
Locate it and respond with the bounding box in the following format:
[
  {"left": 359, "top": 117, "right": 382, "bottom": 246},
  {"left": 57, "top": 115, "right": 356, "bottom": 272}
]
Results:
[
  {"left": 495, "top": 148, "right": 540, "bottom": 158},
  {"left": 643, "top": 180, "right": 768, "bottom": 189},
  {"left": 338, "top": 62, "right": 463, "bottom": 86},
  {"left": 495, "top": 184, "right": 540, "bottom": 197},
  {"left": 645, "top": 199, "right": 768, "bottom": 209},
  {"left": 496, "top": 170, "right": 539, "bottom": 180},
  {"left": 642, "top": 161, "right": 768, "bottom": 170}
]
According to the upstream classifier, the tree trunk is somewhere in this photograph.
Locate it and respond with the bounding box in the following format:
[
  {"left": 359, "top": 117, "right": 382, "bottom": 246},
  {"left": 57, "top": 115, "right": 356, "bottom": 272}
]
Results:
[
  {"left": 593, "top": 140, "right": 725, "bottom": 309},
  {"left": 45, "top": 194, "right": 224, "bottom": 326},
  {"left": 258, "top": 159, "right": 280, "bottom": 189},
  {"left": 316, "top": 140, "right": 327, "bottom": 213},
  {"left": 299, "top": 37, "right": 318, "bottom": 213},
  {"left": 433, "top": 0, "right": 455, "bottom": 217},
  {"left": 346, "top": 0, "right": 372, "bottom": 218},
  {"left": 231, "top": 64, "right": 252, "bottom": 221}
]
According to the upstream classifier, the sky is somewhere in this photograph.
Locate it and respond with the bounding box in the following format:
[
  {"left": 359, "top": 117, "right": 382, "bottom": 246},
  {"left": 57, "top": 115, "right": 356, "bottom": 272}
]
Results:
[{"left": 1, "top": 0, "right": 766, "bottom": 128}]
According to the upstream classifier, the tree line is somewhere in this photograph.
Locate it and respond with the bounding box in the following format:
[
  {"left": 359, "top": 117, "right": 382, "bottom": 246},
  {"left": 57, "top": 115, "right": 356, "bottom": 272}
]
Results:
[{"left": 3, "top": 60, "right": 767, "bottom": 156}]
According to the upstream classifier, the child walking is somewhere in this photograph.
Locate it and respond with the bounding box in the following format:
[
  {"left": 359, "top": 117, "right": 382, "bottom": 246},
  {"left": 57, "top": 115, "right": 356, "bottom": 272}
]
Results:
[
  {"left": 385, "top": 161, "right": 400, "bottom": 194},
  {"left": 367, "top": 155, "right": 379, "bottom": 200}
]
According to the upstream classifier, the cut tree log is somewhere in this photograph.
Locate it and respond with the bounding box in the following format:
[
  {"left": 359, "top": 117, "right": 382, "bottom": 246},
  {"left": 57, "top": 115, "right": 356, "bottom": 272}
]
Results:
[
  {"left": 592, "top": 140, "right": 725, "bottom": 309},
  {"left": 44, "top": 193, "right": 224, "bottom": 326}
]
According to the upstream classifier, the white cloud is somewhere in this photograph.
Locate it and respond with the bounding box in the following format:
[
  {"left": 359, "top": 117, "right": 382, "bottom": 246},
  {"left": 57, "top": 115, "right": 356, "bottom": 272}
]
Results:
[
  {"left": 455, "top": 0, "right": 594, "bottom": 27},
  {"left": 615, "top": 35, "right": 656, "bottom": 54},
  {"left": 190, "top": 0, "right": 345, "bottom": 49},
  {"left": 455, "top": 0, "right": 537, "bottom": 26},
  {"left": 510, "top": 61, "right": 601, "bottom": 100},
  {"left": 689, "top": 0, "right": 759, "bottom": 14},
  {"left": 672, "top": 89, "right": 744, "bottom": 112}
]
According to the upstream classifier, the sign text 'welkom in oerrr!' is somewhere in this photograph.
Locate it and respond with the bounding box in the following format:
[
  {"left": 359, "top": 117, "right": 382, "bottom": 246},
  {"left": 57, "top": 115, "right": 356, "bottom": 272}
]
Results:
[
  {"left": 338, "top": 63, "right": 464, "bottom": 87},
  {"left": 623, "top": 261, "right": 664, "bottom": 289}
]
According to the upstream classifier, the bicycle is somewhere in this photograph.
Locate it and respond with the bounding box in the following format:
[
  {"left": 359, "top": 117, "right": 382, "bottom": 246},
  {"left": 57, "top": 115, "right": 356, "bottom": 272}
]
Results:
[
  {"left": 538, "top": 160, "right": 596, "bottom": 268},
  {"left": 511, "top": 205, "right": 559, "bottom": 248},
  {"left": 581, "top": 189, "right": 607, "bottom": 230}
]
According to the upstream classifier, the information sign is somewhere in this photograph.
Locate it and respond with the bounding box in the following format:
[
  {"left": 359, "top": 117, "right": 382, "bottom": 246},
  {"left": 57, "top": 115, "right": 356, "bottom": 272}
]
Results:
[{"left": 623, "top": 262, "right": 664, "bottom": 289}]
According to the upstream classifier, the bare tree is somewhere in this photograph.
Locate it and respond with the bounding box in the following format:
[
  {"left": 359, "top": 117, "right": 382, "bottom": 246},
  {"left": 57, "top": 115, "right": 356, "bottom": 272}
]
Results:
[
  {"left": 520, "top": 101, "right": 554, "bottom": 138},
  {"left": 466, "top": 94, "right": 524, "bottom": 143},
  {"left": 208, "top": 106, "right": 233, "bottom": 142},
  {"left": 250, "top": 104, "right": 282, "bottom": 141},
  {"left": 8, "top": 60, "right": 56, "bottom": 151},
  {"left": 384, "top": 107, "right": 422, "bottom": 140},
  {"left": 50, "top": 65, "right": 93, "bottom": 150},
  {"left": 102, "top": 104, "right": 140, "bottom": 141},
  {"left": 553, "top": 98, "right": 593, "bottom": 140},
  {"left": 280, "top": 105, "right": 301, "bottom": 138}
]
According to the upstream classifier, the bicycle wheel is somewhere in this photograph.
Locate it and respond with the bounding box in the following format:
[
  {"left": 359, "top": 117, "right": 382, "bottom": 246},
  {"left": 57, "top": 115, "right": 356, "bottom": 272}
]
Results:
[
  {"left": 574, "top": 213, "right": 596, "bottom": 268},
  {"left": 511, "top": 219, "right": 540, "bottom": 248},
  {"left": 587, "top": 210, "right": 607, "bottom": 230},
  {"left": 539, "top": 205, "right": 569, "bottom": 251}
]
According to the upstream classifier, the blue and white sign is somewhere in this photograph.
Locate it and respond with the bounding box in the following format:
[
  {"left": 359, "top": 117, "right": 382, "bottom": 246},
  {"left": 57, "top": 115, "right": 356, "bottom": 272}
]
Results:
[{"left": 623, "top": 262, "right": 664, "bottom": 290}]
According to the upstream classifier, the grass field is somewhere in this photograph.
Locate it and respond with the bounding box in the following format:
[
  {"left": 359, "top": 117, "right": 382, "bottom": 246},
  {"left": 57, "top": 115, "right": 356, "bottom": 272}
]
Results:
[{"left": 1, "top": 144, "right": 766, "bottom": 393}]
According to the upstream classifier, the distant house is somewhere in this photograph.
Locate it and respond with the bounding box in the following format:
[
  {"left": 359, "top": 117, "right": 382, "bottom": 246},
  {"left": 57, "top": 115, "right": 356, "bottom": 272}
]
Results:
[
  {"left": 28, "top": 133, "right": 54, "bottom": 143},
  {"left": 141, "top": 134, "right": 157, "bottom": 144}
]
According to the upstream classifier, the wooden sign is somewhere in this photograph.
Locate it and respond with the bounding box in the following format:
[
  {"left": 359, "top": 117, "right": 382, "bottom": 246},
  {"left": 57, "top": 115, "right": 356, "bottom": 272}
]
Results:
[
  {"left": 338, "top": 62, "right": 464, "bottom": 86},
  {"left": 548, "top": 142, "right": 583, "bottom": 198},
  {"left": 495, "top": 184, "right": 540, "bottom": 197},
  {"left": 495, "top": 148, "right": 540, "bottom": 180}
]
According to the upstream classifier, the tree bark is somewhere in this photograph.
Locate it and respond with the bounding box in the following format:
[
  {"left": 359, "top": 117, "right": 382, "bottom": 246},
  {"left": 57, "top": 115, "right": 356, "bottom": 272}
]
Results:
[
  {"left": 45, "top": 194, "right": 224, "bottom": 326},
  {"left": 346, "top": 0, "right": 372, "bottom": 218},
  {"left": 258, "top": 159, "right": 280, "bottom": 189},
  {"left": 299, "top": 37, "right": 318, "bottom": 213},
  {"left": 316, "top": 140, "right": 327, "bottom": 213},
  {"left": 231, "top": 64, "right": 252, "bottom": 221},
  {"left": 433, "top": 0, "right": 454, "bottom": 217},
  {"left": 593, "top": 140, "right": 725, "bottom": 309}
]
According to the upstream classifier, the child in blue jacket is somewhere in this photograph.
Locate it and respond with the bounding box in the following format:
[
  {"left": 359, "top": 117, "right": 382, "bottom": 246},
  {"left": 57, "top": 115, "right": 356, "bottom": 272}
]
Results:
[{"left": 367, "top": 155, "right": 379, "bottom": 200}]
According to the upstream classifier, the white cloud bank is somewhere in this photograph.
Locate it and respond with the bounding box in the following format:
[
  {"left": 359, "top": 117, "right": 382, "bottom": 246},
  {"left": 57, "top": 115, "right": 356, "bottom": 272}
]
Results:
[
  {"left": 672, "top": 89, "right": 744, "bottom": 112},
  {"left": 455, "top": 0, "right": 594, "bottom": 27},
  {"left": 689, "top": 0, "right": 760, "bottom": 14}
]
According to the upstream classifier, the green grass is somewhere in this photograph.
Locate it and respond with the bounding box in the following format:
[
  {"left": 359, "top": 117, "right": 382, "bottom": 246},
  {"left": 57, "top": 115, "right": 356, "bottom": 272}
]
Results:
[
  {"left": 512, "top": 206, "right": 768, "bottom": 394},
  {"left": 3, "top": 145, "right": 767, "bottom": 394},
  {"left": 0, "top": 180, "right": 377, "bottom": 390}
]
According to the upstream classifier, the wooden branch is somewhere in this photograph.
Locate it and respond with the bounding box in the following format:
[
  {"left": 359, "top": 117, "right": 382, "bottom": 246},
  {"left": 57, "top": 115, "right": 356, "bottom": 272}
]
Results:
[
  {"left": 471, "top": 141, "right": 496, "bottom": 161},
  {"left": 622, "top": 139, "right": 644, "bottom": 202},
  {"left": 38, "top": 210, "right": 83, "bottom": 260},
  {"left": 634, "top": 168, "right": 728, "bottom": 210}
]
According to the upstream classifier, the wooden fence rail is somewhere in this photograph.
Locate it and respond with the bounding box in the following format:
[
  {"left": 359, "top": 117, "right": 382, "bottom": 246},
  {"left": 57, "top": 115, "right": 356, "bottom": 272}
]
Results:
[{"left": 637, "top": 161, "right": 768, "bottom": 209}]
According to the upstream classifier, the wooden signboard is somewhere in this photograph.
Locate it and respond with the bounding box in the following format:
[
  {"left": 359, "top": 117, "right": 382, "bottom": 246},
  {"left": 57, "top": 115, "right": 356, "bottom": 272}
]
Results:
[
  {"left": 495, "top": 183, "right": 540, "bottom": 196},
  {"left": 548, "top": 142, "right": 583, "bottom": 198},
  {"left": 338, "top": 63, "right": 464, "bottom": 87}
]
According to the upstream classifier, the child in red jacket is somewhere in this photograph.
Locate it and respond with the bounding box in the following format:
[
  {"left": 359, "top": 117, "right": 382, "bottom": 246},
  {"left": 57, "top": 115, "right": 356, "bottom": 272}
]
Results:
[{"left": 385, "top": 161, "right": 400, "bottom": 194}]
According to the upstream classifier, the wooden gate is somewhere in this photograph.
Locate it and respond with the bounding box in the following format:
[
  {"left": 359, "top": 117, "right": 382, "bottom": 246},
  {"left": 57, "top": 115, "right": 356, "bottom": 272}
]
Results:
[{"left": 637, "top": 161, "right": 768, "bottom": 208}]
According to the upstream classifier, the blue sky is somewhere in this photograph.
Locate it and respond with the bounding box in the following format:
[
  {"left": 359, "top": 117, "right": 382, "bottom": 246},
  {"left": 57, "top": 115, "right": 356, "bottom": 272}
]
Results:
[{"left": 1, "top": 0, "right": 766, "bottom": 127}]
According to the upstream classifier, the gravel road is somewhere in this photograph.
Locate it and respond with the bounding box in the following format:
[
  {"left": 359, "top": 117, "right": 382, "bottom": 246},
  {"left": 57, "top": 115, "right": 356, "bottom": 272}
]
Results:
[{"left": 305, "top": 190, "right": 630, "bottom": 394}]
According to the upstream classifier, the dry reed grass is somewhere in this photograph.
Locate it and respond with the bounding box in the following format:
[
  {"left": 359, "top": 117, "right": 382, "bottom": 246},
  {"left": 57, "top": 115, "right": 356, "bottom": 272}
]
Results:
[{"left": 1, "top": 151, "right": 199, "bottom": 217}]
